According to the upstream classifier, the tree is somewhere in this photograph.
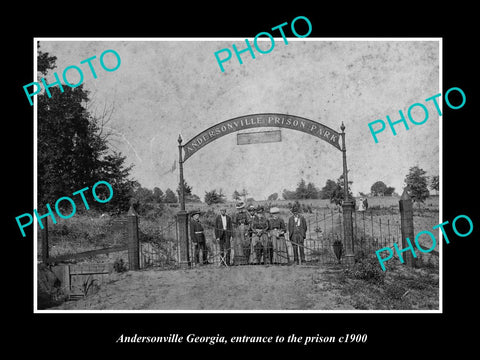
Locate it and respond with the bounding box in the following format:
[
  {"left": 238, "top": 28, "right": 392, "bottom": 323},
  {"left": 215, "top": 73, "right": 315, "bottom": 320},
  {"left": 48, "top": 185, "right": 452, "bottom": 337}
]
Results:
[
  {"left": 133, "top": 187, "right": 154, "bottom": 203},
  {"left": 370, "top": 181, "right": 387, "bottom": 196},
  {"left": 240, "top": 188, "right": 248, "bottom": 202},
  {"left": 176, "top": 179, "right": 193, "bottom": 202},
  {"left": 330, "top": 174, "right": 353, "bottom": 206},
  {"left": 95, "top": 151, "right": 136, "bottom": 212},
  {"left": 187, "top": 194, "right": 202, "bottom": 203},
  {"left": 430, "top": 175, "right": 439, "bottom": 194},
  {"left": 204, "top": 189, "right": 226, "bottom": 205},
  {"left": 306, "top": 182, "right": 320, "bottom": 199},
  {"left": 176, "top": 180, "right": 200, "bottom": 203},
  {"left": 37, "top": 46, "right": 134, "bottom": 213},
  {"left": 267, "top": 192, "right": 279, "bottom": 201},
  {"left": 232, "top": 190, "right": 241, "bottom": 201},
  {"left": 164, "top": 188, "right": 178, "bottom": 203},
  {"left": 176, "top": 179, "right": 192, "bottom": 198},
  {"left": 404, "top": 166, "right": 430, "bottom": 203},
  {"left": 37, "top": 42, "right": 57, "bottom": 75},
  {"left": 319, "top": 179, "right": 337, "bottom": 200},
  {"left": 295, "top": 179, "right": 308, "bottom": 199},
  {"left": 129, "top": 185, "right": 165, "bottom": 218},
  {"left": 384, "top": 186, "right": 395, "bottom": 196},
  {"left": 282, "top": 188, "right": 296, "bottom": 200},
  {"left": 131, "top": 186, "right": 154, "bottom": 215},
  {"left": 281, "top": 179, "right": 320, "bottom": 200},
  {"left": 152, "top": 187, "right": 164, "bottom": 203}
]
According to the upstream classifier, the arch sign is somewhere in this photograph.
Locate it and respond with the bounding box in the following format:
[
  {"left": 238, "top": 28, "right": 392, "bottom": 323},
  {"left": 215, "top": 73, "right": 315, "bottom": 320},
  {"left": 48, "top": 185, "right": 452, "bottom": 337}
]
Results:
[
  {"left": 176, "top": 113, "right": 355, "bottom": 267},
  {"left": 182, "top": 113, "right": 341, "bottom": 162}
]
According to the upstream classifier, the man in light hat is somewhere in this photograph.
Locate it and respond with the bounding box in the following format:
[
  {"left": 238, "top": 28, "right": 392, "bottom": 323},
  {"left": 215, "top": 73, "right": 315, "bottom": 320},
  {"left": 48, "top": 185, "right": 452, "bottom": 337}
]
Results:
[
  {"left": 268, "top": 207, "right": 289, "bottom": 264},
  {"left": 250, "top": 205, "right": 269, "bottom": 265},
  {"left": 190, "top": 209, "right": 209, "bottom": 264},
  {"left": 287, "top": 204, "right": 307, "bottom": 264},
  {"left": 232, "top": 201, "right": 251, "bottom": 264}
]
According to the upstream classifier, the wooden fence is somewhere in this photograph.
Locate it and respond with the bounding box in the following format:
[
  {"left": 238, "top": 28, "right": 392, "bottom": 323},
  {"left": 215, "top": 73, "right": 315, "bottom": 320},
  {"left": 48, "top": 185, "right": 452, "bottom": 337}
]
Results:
[
  {"left": 40, "top": 210, "right": 141, "bottom": 299},
  {"left": 41, "top": 213, "right": 140, "bottom": 269}
]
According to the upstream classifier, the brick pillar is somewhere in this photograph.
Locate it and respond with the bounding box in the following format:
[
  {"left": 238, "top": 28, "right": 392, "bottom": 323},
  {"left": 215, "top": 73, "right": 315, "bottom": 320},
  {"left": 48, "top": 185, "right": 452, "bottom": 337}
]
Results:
[
  {"left": 399, "top": 189, "right": 416, "bottom": 267},
  {"left": 342, "top": 200, "right": 355, "bottom": 265},
  {"left": 127, "top": 206, "right": 140, "bottom": 270},
  {"left": 176, "top": 210, "right": 190, "bottom": 268}
]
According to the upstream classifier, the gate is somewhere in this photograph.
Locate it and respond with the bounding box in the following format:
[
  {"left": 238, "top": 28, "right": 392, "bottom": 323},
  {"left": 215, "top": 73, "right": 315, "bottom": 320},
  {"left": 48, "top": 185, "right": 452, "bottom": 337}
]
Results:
[
  {"left": 175, "top": 114, "right": 356, "bottom": 267},
  {"left": 183, "top": 208, "right": 346, "bottom": 267},
  {"left": 352, "top": 208, "right": 402, "bottom": 256},
  {"left": 139, "top": 219, "right": 179, "bottom": 269}
]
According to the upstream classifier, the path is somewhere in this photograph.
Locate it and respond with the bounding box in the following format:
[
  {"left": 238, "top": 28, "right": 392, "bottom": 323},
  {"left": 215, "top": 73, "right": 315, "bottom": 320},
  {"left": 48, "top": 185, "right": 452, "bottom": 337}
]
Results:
[{"left": 51, "top": 265, "right": 355, "bottom": 310}]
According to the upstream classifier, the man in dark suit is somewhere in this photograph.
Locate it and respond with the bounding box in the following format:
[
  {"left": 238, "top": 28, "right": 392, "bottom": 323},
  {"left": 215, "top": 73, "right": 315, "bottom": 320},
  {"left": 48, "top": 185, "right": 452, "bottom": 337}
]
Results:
[
  {"left": 190, "top": 210, "right": 208, "bottom": 264},
  {"left": 215, "top": 208, "right": 233, "bottom": 265},
  {"left": 288, "top": 204, "right": 307, "bottom": 264}
]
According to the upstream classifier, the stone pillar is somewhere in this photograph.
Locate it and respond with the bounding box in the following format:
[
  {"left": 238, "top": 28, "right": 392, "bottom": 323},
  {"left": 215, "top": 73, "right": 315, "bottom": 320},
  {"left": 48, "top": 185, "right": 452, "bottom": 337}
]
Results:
[
  {"left": 342, "top": 200, "right": 355, "bottom": 265},
  {"left": 399, "top": 189, "right": 416, "bottom": 267},
  {"left": 176, "top": 210, "right": 190, "bottom": 268},
  {"left": 127, "top": 205, "right": 140, "bottom": 270}
]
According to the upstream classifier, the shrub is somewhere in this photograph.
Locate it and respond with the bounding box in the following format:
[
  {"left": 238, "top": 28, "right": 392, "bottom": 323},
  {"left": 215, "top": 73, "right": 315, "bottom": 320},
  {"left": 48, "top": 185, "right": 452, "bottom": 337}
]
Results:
[
  {"left": 345, "top": 254, "right": 386, "bottom": 285},
  {"left": 113, "top": 258, "right": 128, "bottom": 273}
]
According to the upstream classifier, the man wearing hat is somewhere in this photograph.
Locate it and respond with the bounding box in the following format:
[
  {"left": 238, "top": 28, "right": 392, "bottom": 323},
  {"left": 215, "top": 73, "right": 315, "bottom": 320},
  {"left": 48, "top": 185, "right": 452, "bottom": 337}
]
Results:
[
  {"left": 287, "top": 204, "right": 307, "bottom": 264},
  {"left": 214, "top": 207, "right": 233, "bottom": 266},
  {"left": 232, "top": 201, "right": 251, "bottom": 264},
  {"left": 250, "top": 205, "right": 270, "bottom": 265},
  {"left": 190, "top": 210, "right": 209, "bottom": 264},
  {"left": 268, "top": 207, "right": 289, "bottom": 264}
]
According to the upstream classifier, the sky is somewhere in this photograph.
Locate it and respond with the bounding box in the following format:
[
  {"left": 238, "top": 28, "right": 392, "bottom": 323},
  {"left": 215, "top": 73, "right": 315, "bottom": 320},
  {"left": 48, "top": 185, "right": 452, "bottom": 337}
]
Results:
[{"left": 38, "top": 38, "right": 440, "bottom": 200}]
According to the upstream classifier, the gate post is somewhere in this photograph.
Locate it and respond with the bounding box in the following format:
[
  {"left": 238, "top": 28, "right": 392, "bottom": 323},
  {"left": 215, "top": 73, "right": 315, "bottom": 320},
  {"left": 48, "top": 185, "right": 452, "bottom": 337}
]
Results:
[
  {"left": 399, "top": 188, "right": 416, "bottom": 267},
  {"left": 342, "top": 200, "right": 355, "bottom": 265},
  {"left": 340, "top": 122, "right": 355, "bottom": 265},
  {"left": 127, "top": 205, "right": 140, "bottom": 270},
  {"left": 176, "top": 211, "right": 190, "bottom": 267},
  {"left": 176, "top": 134, "right": 190, "bottom": 267}
]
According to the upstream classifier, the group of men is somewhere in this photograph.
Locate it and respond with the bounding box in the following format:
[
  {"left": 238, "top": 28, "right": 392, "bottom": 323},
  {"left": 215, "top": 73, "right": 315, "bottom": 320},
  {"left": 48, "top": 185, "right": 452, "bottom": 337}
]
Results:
[{"left": 189, "top": 201, "right": 308, "bottom": 266}]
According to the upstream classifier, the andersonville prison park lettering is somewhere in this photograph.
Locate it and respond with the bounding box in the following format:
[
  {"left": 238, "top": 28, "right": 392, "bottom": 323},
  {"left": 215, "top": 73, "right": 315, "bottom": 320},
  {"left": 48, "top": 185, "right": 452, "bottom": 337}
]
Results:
[{"left": 183, "top": 114, "right": 341, "bottom": 161}]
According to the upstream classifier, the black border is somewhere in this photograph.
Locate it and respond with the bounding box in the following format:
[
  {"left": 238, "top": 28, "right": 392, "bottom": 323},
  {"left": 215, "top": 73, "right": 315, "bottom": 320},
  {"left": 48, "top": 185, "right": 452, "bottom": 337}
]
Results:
[{"left": 8, "top": 7, "right": 478, "bottom": 355}]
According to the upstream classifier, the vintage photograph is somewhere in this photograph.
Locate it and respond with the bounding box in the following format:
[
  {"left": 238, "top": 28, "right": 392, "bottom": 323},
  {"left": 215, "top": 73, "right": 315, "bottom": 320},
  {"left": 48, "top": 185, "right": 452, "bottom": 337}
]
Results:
[{"left": 34, "top": 38, "right": 440, "bottom": 311}]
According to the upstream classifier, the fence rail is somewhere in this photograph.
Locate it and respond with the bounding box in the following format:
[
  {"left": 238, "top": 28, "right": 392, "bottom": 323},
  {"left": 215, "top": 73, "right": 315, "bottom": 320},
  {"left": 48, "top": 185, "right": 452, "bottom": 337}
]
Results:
[{"left": 46, "top": 245, "right": 128, "bottom": 264}]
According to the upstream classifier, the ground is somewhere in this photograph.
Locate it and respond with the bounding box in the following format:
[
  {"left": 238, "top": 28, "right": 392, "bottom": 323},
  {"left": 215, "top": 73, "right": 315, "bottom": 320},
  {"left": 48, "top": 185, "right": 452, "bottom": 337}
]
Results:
[{"left": 50, "top": 262, "right": 438, "bottom": 311}]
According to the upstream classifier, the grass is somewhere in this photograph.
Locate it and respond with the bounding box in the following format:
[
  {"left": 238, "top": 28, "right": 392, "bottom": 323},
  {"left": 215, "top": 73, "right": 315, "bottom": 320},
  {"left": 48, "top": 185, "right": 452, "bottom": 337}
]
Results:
[{"left": 330, "top": 256, "right": 439, "bottom": 310}]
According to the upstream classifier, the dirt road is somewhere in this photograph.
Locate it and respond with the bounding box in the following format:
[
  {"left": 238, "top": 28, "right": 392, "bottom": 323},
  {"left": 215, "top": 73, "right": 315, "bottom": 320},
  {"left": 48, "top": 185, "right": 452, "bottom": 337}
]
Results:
[{"left": 52, "top": 264, "right": 355, "bottom": 311}]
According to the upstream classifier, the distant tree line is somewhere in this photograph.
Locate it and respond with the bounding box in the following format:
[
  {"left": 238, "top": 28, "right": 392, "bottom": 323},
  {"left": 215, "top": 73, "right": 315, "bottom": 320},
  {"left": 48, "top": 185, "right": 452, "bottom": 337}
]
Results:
[
  {"left": 279, "top": 175, "right": 353, "bottom": 206},
  {"left": 368, "top": 167, "right": 438, "bottom": 204}
]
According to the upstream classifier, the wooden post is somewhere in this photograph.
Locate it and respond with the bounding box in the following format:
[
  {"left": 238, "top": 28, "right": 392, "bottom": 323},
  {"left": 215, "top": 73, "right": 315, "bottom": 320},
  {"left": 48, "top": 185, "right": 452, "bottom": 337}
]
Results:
[
  {"left": 323, "top": 212, "right": 326, "bottom": 235},
  {"left": 363, "top": 211, "right": 366, "bottom": 239},
  {"left": 379, "top": 219, "right": 382, "bottom": 246},
  {"left": 127, "top": 205, "right": 140, "bottom": 270},
  {"left": 399, "top": 188, "right": 416, "bottom": 267},
  {"left": 41, "top": 220, "right": 49, "bottom": 263},
  {"left": 371, "top": 213, "right": 374, "bottom": 238}
]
